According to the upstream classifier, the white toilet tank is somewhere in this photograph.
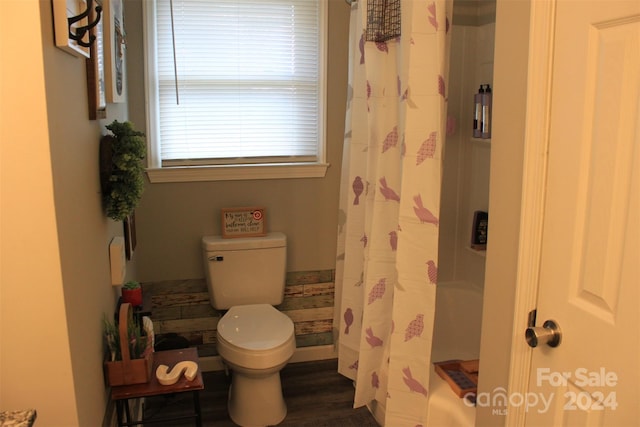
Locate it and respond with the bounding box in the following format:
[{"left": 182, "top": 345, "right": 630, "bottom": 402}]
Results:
[{"left": 202, "top": 232, "right": 287, "bottom": 310}]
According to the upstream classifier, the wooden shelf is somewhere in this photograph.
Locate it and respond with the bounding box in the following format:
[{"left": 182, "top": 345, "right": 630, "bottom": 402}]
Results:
[
  {"left": 470, "top": 137, "right": 491, "bottom": 145},
  {"left": 466, "top": 247, "right": 486, "bottom": 257}
]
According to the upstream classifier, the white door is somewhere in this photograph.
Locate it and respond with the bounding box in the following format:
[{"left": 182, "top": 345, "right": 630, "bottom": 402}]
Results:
[{"left": 524, "top": 1, "right": 640, "bottom": 426}]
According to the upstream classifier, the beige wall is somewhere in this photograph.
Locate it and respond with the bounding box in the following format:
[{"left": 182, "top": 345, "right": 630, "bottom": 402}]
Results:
[
  {"left": 476, "top": 0, "right": 530, "bottom": 425},
  {"left": 1, "top": 1, "right": 130, "bottom": 425},
  {"left": 125, "top": 1, "right": 350, "bottom": 282},
  {"left": 0, "top": 2, "right": 77, "bottom": 423}
]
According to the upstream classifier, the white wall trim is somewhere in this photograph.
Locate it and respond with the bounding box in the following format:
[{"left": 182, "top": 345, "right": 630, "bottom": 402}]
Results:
[
  {"left": 199, "top": 344, "right": 337, "bottom": 372},
  {"left": 505, "top": 0, "right": 556, "bottom": 425},
  {"left": 146, "top": 162, "right": 330, "bottom": 183}
]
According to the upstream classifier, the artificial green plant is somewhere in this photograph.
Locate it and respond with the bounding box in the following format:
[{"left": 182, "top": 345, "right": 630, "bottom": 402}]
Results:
[
  {"left": 103, "top": 313, "right": 149, "bottom": 362},
  {"left": 102, "top": 120, "right": 146, "bottom": 221},
  {"left": 122, "top": 280, "right": 141, "bottom": 290}
]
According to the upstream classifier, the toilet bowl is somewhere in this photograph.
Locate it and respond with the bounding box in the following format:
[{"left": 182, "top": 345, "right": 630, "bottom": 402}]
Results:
[{"left": 217, "top": 304, "right": 296, "bottom": 427}]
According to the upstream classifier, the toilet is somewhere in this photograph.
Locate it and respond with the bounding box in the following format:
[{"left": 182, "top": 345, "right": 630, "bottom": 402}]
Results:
[{"left": 202, "top": 232, "right": 295, "bottom": 427}]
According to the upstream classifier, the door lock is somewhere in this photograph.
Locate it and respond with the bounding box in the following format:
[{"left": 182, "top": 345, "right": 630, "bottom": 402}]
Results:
[{"left": 525, "top": 319, "right": 562, "bottom": 348}]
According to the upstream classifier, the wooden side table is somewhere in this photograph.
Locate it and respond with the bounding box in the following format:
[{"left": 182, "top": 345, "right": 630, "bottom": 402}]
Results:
[{"left": 111, "top": 347, "right": 204, "bottom": 427}]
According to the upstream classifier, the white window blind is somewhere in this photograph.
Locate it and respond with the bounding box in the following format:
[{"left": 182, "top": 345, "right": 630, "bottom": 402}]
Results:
[{"left": 145, "top": 0, "right": 325, "bottom": 173}]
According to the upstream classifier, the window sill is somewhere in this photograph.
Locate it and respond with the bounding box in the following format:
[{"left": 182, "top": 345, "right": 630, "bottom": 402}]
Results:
[{"left": 146, "top": 162, "right": 330, "bottom": 183}]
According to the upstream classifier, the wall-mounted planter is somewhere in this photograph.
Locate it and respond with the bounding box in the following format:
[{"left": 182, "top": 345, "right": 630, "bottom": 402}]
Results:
[
  {"left": 99, "top": 134, "right": 115, "bottom": 194},
  {"left": 99, "top": 121, "right": 146, "bottom": 221}
]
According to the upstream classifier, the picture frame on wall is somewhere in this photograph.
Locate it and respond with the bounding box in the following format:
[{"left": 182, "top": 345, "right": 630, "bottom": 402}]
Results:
[
  {"left": 86, "top": 0, "right": 107, "bottom": 120},
  {"left": 123, "top": 212, "right": 137, "bottom": 260},
  {"left": 52, "top": 0, "right": 91, "bottom": 58},
  {"left": 103, "top": 0, "right": 127, "bottom": 103}
]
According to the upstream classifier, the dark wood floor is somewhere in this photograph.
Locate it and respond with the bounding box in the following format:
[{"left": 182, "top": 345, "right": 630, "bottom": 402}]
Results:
[{"left": 142, "top": 359, "right": 379, "bottom": 426}]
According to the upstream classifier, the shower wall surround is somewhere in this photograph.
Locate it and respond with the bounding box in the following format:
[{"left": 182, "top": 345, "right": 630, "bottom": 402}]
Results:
[
  {"left": 438, "top": 18, "right": 495, "bottom": 288},
  {"left": 143, "top": 270, "right": 335, "bottom": 357}
]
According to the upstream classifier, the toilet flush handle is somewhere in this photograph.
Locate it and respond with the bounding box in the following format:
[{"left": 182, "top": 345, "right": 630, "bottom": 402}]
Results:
[{"left": 208, "top": 255, "right": 224, "bottom": 261}]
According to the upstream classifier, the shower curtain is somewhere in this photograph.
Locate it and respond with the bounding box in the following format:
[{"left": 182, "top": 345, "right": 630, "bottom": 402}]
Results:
[{"left": 335, "top": 0, "right": 451, "bottom": 425}]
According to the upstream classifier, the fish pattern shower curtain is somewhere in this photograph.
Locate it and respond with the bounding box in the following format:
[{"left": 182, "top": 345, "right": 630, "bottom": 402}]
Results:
[{"left": 335, "top": 0, "right": 451, "bottom": 425}]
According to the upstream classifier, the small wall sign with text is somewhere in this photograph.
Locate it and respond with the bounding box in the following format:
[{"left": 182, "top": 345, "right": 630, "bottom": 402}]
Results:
[{"left": 222, "top": 207, "right": 267, "bottom": 238}]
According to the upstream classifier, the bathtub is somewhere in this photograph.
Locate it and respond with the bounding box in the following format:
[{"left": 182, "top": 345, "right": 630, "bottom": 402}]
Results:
[
  {"left": 427, "top": 365, "right": 476, "bottom": 426},
  {"left": 427, "top": 281, "right": 483, "bottom": 427}
]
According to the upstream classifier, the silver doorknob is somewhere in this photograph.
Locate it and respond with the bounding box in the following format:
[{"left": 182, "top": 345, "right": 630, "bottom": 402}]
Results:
[{"left": 525, "top": 319, "right": 561, "bottom": 348}]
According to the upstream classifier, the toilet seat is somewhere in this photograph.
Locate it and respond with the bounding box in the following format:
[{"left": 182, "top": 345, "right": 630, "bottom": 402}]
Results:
[
  {"left": 217, "top": 304, "right": 296, "bottom": 370},
  {"left": 217, "top": 304, "right": 294, "bottom": 350}
]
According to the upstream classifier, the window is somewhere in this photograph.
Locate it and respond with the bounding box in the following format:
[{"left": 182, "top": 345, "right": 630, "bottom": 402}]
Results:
[{"left": 143, "top": 0, "right": 328, "bottom": 182}]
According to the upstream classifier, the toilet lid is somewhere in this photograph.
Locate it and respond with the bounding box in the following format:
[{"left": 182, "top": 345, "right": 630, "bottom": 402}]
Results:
[{"left": 217, "top": 304, "right": 294, "bottom": 350}]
